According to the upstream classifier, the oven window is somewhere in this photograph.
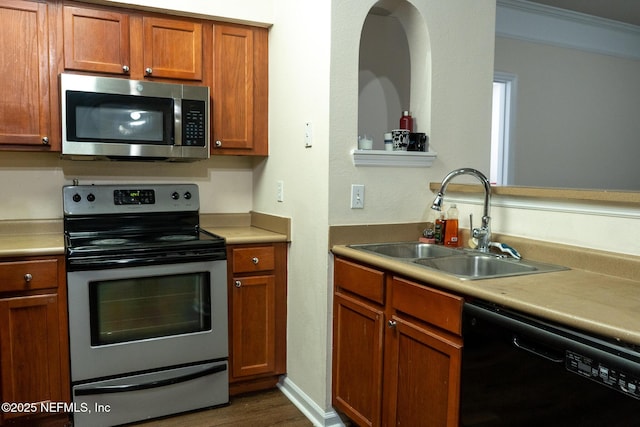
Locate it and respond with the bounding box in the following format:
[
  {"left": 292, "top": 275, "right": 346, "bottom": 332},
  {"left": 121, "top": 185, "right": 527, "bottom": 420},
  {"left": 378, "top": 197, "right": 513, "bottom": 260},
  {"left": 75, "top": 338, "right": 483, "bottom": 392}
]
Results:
[
  {"left": 66, "top": 91, "right": 174, "bottom": 145},
  {"left": 89, "top": 272, "right": 211, "bottom": 346}
]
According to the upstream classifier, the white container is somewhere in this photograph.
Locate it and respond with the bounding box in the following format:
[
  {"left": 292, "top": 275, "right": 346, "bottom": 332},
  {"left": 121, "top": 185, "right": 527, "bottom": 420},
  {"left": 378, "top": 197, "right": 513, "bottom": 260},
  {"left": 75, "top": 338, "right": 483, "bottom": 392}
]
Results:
[
  {"left": 384, "top": 132, "right": 393, "bottom": 151},
  {"left": 358, "top": 135, "right": 373, "bottom": 150}
]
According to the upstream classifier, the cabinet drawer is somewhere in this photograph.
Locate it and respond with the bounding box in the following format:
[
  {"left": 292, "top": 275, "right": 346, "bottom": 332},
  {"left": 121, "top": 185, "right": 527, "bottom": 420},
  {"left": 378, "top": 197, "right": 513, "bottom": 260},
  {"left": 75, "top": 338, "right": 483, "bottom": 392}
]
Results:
[
  {"left": 334, "top": 257, "right": 385, "bottom": 305},
  {"left": 391, "top": 277, "right": 463, "bottom": 335},
  {"left": 232, "top": 246, "right": 275, "bottom": 273},
  {"left": 0, "top": 259, "right": 59, "bottom": 293}
]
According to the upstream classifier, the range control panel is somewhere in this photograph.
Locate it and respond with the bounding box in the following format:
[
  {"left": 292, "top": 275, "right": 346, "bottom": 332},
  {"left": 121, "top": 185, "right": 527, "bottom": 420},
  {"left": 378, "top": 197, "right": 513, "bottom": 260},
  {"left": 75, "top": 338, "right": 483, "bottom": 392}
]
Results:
[
  {"left": 567, "top": 351, "right": 640, "bottom": 399},
  {"left": 63, "top": 184, "right": 200, "bottom": 216}
]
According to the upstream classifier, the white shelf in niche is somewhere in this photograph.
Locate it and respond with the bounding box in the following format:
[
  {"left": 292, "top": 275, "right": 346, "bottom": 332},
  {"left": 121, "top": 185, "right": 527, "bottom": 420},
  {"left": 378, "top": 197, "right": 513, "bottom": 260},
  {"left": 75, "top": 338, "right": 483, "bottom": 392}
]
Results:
[{"left": 352, "top": 149, "right": 437, "bottom": 167}]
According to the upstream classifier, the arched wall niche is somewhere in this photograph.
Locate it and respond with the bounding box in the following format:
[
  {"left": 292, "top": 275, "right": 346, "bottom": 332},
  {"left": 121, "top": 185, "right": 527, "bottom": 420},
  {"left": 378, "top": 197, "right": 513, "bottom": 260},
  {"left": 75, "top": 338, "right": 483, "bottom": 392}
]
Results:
[{"left": 358, "top": 0, "right": 432, "bottom": 150}]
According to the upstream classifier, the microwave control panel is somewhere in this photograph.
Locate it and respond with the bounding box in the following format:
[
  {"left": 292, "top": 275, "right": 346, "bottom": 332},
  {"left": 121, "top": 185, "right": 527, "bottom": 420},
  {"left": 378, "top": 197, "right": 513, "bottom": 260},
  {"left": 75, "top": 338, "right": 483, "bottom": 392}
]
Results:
[
  {"left": 567, "top": 350, "right": 640, "bottom": 399},
  {"left": 182, "top": 100, "right": 206, "bottom": 147}
]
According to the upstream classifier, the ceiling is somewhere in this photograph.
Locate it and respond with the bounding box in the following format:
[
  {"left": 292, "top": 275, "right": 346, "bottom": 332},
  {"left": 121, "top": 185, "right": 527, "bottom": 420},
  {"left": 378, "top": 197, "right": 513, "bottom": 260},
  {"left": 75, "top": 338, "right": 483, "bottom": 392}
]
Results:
[{"left": 525, "top": 0, "right": 640, "bottom": 27}]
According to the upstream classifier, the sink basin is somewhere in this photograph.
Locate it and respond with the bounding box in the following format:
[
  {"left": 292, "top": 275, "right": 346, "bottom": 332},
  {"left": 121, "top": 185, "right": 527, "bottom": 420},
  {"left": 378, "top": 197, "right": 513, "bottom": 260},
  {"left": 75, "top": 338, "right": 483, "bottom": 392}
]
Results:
[
  {"left": 414, "top": 255, "right": 567, "bottom": 280},
  {"left": 349, "top": 242, "right": 461, "bottom": 259},
  {"left": 347, "top": 241, "right": 568, "bottom": 280}
]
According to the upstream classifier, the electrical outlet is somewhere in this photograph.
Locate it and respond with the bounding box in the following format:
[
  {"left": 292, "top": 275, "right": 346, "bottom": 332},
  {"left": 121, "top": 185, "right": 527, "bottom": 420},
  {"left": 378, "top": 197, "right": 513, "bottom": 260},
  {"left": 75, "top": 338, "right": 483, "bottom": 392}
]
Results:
[
  {"left": 276, "top": 180, "right": 284, "bottom": 202},
  {"left": 350, "top": 184, "right": 365, "bottom": 209}
]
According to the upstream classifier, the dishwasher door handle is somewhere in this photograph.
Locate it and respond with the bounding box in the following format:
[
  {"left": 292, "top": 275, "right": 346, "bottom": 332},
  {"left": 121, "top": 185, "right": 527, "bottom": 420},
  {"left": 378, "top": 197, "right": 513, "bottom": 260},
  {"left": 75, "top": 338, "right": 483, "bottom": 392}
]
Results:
[{"left": 512, "top": 335, "right": 564, "bottom": 363}]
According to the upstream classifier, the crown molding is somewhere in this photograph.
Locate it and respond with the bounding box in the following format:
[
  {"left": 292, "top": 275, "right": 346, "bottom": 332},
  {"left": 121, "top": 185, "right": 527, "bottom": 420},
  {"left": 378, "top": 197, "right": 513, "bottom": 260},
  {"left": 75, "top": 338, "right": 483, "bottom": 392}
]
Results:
[{"left": 496, "top": 0, "right": 640, "bottom": 60}]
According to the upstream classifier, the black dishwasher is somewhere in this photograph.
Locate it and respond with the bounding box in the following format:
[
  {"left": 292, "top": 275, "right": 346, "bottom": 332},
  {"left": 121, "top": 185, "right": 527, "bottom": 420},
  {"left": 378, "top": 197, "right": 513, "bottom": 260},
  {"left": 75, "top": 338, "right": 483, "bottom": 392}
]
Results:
[{"left": 461, "top": 300, "right": 640, "bottom": 427}]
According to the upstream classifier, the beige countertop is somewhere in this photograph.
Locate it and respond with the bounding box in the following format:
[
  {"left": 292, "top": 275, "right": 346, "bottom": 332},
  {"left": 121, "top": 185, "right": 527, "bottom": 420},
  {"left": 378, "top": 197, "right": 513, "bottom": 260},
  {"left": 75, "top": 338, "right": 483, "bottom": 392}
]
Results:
[
  {"left": 0, "top": 220, "right": 65, "bottom": 257},
  {"left": 332, "top": 245, "right": 640, "bottom": 346},
  {"left": 200, "top": 212, "right": 290, "bottom": 244},
  {"left": 203, "top": 225, "right": 288, "bottom": 244},
  {"left": 0, "top": 212, "right": 290, "bottom": 258}
]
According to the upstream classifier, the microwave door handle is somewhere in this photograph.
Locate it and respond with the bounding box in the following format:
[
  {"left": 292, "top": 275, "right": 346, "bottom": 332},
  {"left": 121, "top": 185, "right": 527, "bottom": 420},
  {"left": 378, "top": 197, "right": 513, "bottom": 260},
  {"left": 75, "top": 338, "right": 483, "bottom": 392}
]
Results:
[{"left": 74, "top": 363, "right": 227, "bottom": 396}]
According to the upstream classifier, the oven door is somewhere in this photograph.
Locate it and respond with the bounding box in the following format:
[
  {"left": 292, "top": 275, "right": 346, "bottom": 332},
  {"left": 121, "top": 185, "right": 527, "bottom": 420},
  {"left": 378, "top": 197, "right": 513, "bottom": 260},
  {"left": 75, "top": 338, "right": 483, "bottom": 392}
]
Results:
[{"left": 67, "top": 259, "right": 227, "bottom": 382}]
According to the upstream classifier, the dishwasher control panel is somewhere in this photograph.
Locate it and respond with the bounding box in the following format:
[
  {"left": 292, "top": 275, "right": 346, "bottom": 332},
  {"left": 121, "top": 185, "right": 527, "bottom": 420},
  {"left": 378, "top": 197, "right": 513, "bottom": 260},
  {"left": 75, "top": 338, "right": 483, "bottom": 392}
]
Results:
[{"left": 567, "top": 351, "right": 640, "bottom": 399}]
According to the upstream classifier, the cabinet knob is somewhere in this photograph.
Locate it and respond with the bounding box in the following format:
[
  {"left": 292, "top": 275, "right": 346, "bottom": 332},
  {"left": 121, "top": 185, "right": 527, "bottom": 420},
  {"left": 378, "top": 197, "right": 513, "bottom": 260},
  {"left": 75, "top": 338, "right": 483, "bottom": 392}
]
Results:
[
  {"left": 252, "top": 257, "right": 259, "bottom": 265},
  {"left": 145, "top": 67, "right": 153, "bottom": 75},
  {"left": 234, "top": 280, "right": 242, "bottom": 288},
  {"left": 388, "top": 319, "right": 397, "bottom": 329},
  {"left": 122, "top": 65, "right": 130, "bottom": 73},
  {"left": 215, "top": 140, "right": 222, "bottom": 147},
  {"left": 24, "top": 273, "right": 33, "bottom": 283},
  {"left": 42, "top": 136, "right": 49, "bottom": 145}
]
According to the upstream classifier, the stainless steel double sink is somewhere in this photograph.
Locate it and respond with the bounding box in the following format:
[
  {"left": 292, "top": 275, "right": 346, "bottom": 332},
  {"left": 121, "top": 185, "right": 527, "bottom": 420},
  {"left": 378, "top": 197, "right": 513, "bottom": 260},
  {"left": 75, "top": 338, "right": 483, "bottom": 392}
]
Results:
[{"left": 348, "top": 242, "right": 568, "bottom": 280}]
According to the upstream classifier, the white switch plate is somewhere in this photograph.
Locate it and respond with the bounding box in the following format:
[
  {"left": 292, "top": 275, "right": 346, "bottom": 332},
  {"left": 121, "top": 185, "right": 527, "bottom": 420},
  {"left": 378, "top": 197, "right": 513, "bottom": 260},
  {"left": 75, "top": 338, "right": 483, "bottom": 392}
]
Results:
[
  {"left": 351, "top": 184, "right": 365, "bottom": 209},
  {"left": 276, "top": 180, "right": 284, "bottom": 202},
  {"left": 305, "top": 122, "right": 312, "bottom": 148}
]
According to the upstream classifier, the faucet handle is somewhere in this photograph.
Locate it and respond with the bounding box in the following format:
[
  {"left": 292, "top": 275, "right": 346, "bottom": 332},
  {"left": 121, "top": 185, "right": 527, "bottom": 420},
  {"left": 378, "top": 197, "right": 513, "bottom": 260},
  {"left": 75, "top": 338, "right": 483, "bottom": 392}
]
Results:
[{"left": 489, "top": 242, "right": 522, "bottom": 260}]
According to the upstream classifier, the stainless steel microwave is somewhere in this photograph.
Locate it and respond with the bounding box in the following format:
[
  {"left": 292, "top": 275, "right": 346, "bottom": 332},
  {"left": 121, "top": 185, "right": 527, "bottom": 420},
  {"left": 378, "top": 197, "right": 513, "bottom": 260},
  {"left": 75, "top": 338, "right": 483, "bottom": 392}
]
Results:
[{"left": 60, "top": 73, "right": 210, "bottom": 161}]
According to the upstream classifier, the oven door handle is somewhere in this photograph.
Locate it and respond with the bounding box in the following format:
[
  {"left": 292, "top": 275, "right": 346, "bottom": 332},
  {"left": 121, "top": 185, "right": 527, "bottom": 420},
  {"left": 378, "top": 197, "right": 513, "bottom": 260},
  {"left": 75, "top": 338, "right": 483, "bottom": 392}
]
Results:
[{"left": 74, "top": 363, "right": 227, "bottom": 396}]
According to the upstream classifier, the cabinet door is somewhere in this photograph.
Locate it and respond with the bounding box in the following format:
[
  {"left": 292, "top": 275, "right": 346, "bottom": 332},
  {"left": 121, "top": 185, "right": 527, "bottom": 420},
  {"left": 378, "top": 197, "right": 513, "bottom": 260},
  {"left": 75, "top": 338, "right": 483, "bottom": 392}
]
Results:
[
  {"left": 212, "top": 25, "right": 268, "bottom": 155},
  {"left": 62, "top": 5, "right": 131, "bottom": 75},
  {"left": 0, "top": 294, "right": 63, "bottom": 422},
  {"left": 0, "top": 0, "right": 51, "bottom": 148},
  {"left": 230, "top": 274, "right": 278, "bottom": 378},
  {"left": 142, "top": 16, "right": 203, "bottom": 81},
  {"left": 384, "top": 316, "right": 462, "bottom": 427},
  {"left": 333, "top": 292, "right": 384, "bottom": 427}
]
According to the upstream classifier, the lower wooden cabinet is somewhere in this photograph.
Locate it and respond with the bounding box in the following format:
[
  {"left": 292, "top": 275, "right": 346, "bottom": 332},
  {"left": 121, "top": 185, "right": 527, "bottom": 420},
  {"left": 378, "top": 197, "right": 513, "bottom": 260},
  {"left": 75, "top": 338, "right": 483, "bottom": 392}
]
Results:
[
  {"left": 0, "top": 255, "right": 70, "bottom": 427},
  {"left": 332, "top": 257, "right": 463, "bottom": 427},
  {"left": 333, "top": 291, "right": 384, "bottom": 426},
  {"left": 384, "top": 314, "right": 462, "bottom": 426},
  {"left": 227, "top": 243, "right": 287, "bottom": 395}
]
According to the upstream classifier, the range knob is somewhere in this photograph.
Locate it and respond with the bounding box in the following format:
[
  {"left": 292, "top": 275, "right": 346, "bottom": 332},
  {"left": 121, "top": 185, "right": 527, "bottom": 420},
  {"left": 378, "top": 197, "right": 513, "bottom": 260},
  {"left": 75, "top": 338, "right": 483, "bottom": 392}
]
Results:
[
  {"left": 171, "top": 192, "right": 180, "bottom": 200},
  {"left": 72, "top": 193, "right": 81, "bottom": 202},
  {"left": 184, "top": 191, "right": 192, "bottom": 200},
  {"left": 87, "top": 193, "right": 96, "bottom": 202}
]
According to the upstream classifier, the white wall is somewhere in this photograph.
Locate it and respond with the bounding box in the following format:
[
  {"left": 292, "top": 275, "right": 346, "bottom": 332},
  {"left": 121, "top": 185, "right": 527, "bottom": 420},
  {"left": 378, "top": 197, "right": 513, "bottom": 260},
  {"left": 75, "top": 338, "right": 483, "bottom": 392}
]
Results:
[
  {"left": 495, "top": 36, "right": 640, "bottom": 190},
  {"left": 251, "top": 0, "right": 332, "bottom": 416},
  {"left": 0, "top": 152, "right": 253, "bottom": 220},
  {"left": 329, "top": 0, "right": 495, "bottom": 226},
  {"left": 358, "top": 14, "right": 411, "bottom": 148}
]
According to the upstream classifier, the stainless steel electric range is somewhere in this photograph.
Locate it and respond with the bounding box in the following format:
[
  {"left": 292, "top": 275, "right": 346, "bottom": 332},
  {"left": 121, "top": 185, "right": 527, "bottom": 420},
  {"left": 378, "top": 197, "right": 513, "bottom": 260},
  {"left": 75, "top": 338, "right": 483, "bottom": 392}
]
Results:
[{"left": 63, "top": 183, "right": 228, "bottom": 427}]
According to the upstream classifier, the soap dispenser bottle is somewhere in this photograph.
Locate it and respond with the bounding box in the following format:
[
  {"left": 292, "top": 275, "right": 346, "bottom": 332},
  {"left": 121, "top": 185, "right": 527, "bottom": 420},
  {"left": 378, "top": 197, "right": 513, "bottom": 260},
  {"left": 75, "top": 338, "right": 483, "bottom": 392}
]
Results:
[{"left": 444, "top": 204, "right": 459, "bottom": 247}]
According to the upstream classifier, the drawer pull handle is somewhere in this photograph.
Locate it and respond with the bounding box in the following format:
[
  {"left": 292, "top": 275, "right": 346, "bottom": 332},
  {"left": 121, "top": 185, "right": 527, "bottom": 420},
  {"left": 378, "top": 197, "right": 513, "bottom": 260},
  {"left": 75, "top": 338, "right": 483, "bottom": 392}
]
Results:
[
  {"left": 252, "top": 257, "right": 259, "bottom": 265},
  {"left": 145, "top": 67, "right": 153, "bottom": 75},
  {"left": 24, "top": 273, "right": 33, "bottom": 283},
  {"left": 388, "top": 320, "right": 397, "bottom": 329},
  {"left": 234, "top": 280, "right": 242, "bottom": 288}
]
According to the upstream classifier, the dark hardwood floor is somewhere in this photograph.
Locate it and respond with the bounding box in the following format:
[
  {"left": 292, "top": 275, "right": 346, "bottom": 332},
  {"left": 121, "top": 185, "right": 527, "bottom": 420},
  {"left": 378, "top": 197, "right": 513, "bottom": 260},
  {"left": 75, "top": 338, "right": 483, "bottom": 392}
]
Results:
[{"left": 131, "top": 388, "right": 313, "bottom": 427}]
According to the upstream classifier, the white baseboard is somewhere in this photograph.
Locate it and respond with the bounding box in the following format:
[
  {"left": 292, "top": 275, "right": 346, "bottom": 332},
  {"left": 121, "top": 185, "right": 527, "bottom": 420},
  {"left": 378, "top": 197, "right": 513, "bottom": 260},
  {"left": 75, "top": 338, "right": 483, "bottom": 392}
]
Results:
[{"left": 277, "top": 376, "right": 345, "bottom": 427}]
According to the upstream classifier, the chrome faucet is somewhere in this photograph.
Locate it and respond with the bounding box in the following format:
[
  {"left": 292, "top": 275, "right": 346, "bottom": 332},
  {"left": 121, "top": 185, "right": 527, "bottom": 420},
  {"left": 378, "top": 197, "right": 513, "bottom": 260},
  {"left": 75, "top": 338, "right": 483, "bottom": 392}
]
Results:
[{"left": 431, "top": 168, "right": 492, "bottom": 252}]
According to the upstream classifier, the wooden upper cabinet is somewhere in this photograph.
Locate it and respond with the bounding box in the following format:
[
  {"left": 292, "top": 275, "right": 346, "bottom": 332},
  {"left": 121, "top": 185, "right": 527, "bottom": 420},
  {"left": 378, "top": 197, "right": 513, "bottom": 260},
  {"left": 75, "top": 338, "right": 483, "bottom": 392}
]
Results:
[
  {"left": 142, "top": 17, "right": 203, "bottom": 81},
  {"left": 0, "top": 0, "right": 53, "bottom": 149},
  {"left": 62, "top": 3, "right": 206, "bottom": 83},
  {"left": 63, "top": 5, "right": 131, "bottom": 75},
  {"left": 212, "top": 24, "right": 268, "bottom": 156}
]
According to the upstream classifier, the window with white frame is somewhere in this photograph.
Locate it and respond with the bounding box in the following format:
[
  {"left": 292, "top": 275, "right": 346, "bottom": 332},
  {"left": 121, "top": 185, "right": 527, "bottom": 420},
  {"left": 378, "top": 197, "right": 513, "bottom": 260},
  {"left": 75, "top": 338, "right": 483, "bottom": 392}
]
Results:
[{"left": 490, "top": 72, "right": 517, "bottom": 186}]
